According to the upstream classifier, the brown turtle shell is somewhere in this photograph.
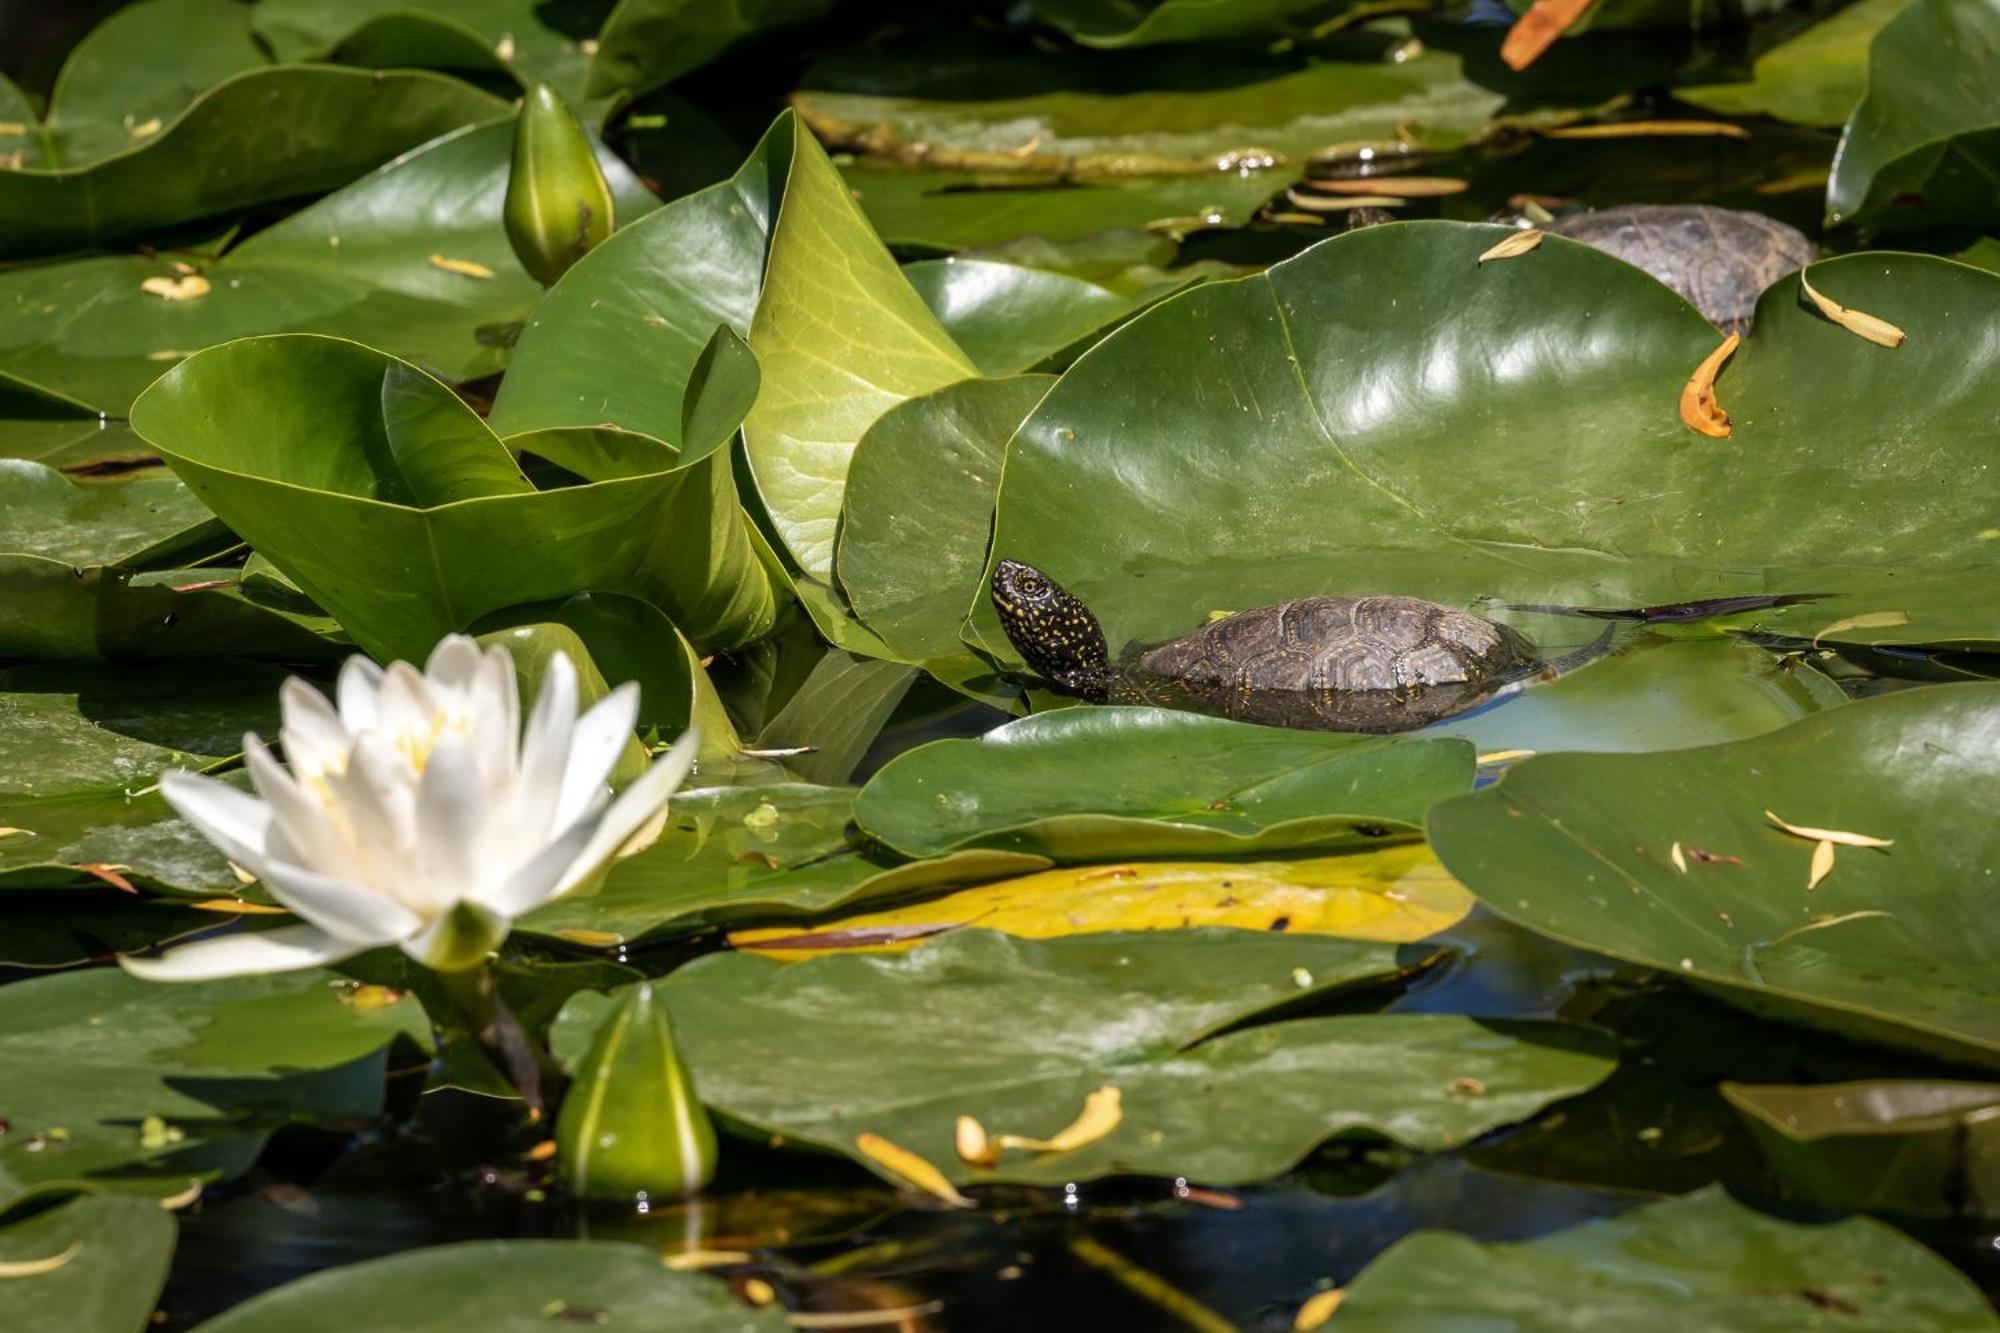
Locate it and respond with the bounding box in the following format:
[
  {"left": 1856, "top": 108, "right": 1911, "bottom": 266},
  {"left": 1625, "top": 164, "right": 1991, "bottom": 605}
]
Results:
[{"left": 1544, "top": 204, "right": 1817, "bottom": 334}]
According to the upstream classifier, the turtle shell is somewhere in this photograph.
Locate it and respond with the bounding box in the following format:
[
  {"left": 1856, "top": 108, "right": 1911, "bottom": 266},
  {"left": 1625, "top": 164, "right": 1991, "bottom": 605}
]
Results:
[
  {"left": 1109, "top": 595, "right": 1539, "bottom": 733},
  {"left": 1544, "top": 204, "right": 1816, "bottom": 334}
]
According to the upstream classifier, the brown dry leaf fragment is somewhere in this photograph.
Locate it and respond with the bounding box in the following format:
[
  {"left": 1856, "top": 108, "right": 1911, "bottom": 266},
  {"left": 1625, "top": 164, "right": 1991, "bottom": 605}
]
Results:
[
  {"left": 1305, "top": 176, "right": 1467, "bottom": 198},
  {"left": 168, "top": 578, "right": 233, "bottom": 592},
  {"left": 553, "top": 928, "right": 625, "bottom": 948},
  {"left": 1478, "top": 230, "right": 1544, "bottom": 264},
  {"left": 0, "top": 1241, "right": 81, "bottom": 1278},
  {"left": 1686, "top": 846, "right": 1744, "bottom": 866},
  {"left": 1799, "top": 269, "right": 1906, "bottom": 348},
  {"left": 1678, "top": 333, "right": 1740, "bottom": 438},
  {"left": 955, "top": 1114, "right": 999, "bottom": 1168},
  {"left": 1807, "top": 839, "right": 1837, "bottom": 890},
  {"left": 75, "top": 863, "right": 136, "bottom": 893},
  {"left": 662, "top": 1250, "right": 752, "bottom": 1271},
  {"left": 140, "top": 274, "right": 210, "bottom": 301},
  {"left": 1764, "top": 811, "right": 1894, "bottom": 848},
  {"left": 1177, "top": 1186, "right": 1243, "bottom": 1210},
  {"left": 1670, "top": 842, "right": 1688, "bottom": 874},
  {"left": 1448, "top": 1076, "right": 1487, "bottom": 1098},
  {"left": 1282, "top": 188, "right": 1402, "bottom": 214},
  {"left": 855, "top": 1133, "right": 973, "bottom": 1208},
  {"left": 1810, "top": 610, "right": 1909, "bottom": 647},
  {"left": 995, "top": 1086, "right": 1122, "bottom": 1155},
  {"left": 525, "top": 1138, "right": 557, "bottom": 1162},
  {"left": 1501, "top": 0, "right": 1594, "bottom": 70},
  {"left": 1293, "top": 1287, "right": 1345, "bottom": 1330},
  {"left": 429, "top": 254, "right": 495, "bottom": 279},
  {"left": 186, "top": 897, "right": 287, "bottom": 914},
  {"left": 1543, "top": 121, "right": 1749, "bottom": 140}
]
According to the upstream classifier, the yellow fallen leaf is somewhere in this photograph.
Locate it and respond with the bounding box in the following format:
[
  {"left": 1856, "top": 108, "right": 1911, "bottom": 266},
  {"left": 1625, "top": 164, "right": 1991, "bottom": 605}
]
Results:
[
  {"left": 1810, "top": 610, "right": 1909, "bottom": 647},
  {"left": 1807, "top": 838, "right": 1836, "bottom": 890},
  {"left": 0, "top": 1241, "right": 80, "bottom": 1278},
  {"left": 0, "top": 827, "right": 30, "bottom": 840},
  {"left": 1799, "top": 268, "right": 1906, "bottom": 348},
  {"left": 1501, "top": 0, "right": 1593, "bottom": 70},
  {"left": 1670, "top": 842, "right": 1688, "bottom": 874},
  {"left": 1477, "top": 749, "right": 1535, "bottom": 765},
  {"left": 140, "top": 274, "right": 210, "bottom": 301},
  {"left": 956, "top": 1115, "right": 998, "bottom": 1168},
  {"left": 742, "top": 1277, "right": 776, "bottom": 1306},
  {"left": 553, "top": 928, "right": 625, "bottom": 948},
  {"left": 429, "top": 254, "right": 495, "bottom": 279},
  {"left": 1282, "top": 188, "right": 1402, "bottom": 214},
  {"left": 1543, "top": 120, "right": 1749, "bottom": 140},
  {"left": 0, "top": 122, "right": 25, "bottom": 136},
  {"left": 158, "top": 1180, "right": 203, "bottom": 1211},
  {"left": 1303, "top": 176, "right": 1467, "bottom": 198},
  {"left": 1478, "top": 229, "right": 1544, "bottom": 264},
  {"left": 729, "top": 847, "right": 1471, "bottom": 958},
  {"left": 187, "top": 897, "right": 288, "bottom": 914},
  {"left": 995, "top": 1086, "right": 1122, "bottom": 1155},
  {"left": 1294, "top": 1287, "right": 1345, "bottom": 1330},
  {"left": 1770, "top": 910, "right": 1894, "bottom": 946},
  {"left": 855, "top": 1133, "right": 972, "bottom": 1208},
  {"left": 127, "top": 116, "right": 162, "bottom": 139},
  {"left": 1765, "top": 811, "right": 1894, "bottom": 848},
  {"left": 1678, "top": 333, "right": 1739, "bottom": 438},
  {"left": 663, "top": 1250, "right": 753, "bottom": 1271}
]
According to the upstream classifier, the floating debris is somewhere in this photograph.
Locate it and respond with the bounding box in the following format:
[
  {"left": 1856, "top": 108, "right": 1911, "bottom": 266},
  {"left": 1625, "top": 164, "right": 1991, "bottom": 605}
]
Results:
[
  {"left": 1799, "top": 269, "right": 1906, "bottom": 348},
  {"left": 1678, "top": 333, "right": 1739, "bottom": 438},
  {"left": 1477, "top": 230, "right": 1544, "bottom": 264}
]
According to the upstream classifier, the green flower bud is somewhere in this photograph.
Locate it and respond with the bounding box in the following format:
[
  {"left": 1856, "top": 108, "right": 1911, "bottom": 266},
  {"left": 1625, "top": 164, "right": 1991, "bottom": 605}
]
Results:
[
  {"left": 504, "top": 84, "right": 615, "bottom": 286},
  {"left": 556, "top": 982, "right": 717, "bottom": 1201}
]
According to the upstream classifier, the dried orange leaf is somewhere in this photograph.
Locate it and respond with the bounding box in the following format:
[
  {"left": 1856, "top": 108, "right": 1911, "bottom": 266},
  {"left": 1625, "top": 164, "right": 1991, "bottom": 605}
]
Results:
[
  {"left": 429, "top": 254, "right": 495, "bottom": 279},
  {"left": 1799, "top": 268, "right": 1906, "bottom": 348},
  {"left": 1294, "top": 1287, "right": 1345, "bottom": 1330},
  {"left": 1678, "top": 333, "right": 1740, "bottom": 438},
  {"left": 995, "top": 1086, "right": 1123, "bottom": 1155},
  {"left": 0, "top": 1241, "right": 81, "bottom": 1278},
  {"left": 140, "top": 274, "right": 210, "bottom": 301},
  {"left": 1670, "top": 842, "right": 1688, "bottom": 874},
  {"left": 1305, "top": 176, "right": 1467, "bottom": 198},
  {"left": 855, "top": 1133, "right": 973, "bottom": 1208},
  {"left": 1811, "top": 610, "right": 1909, "bottom": 647},
  {"left": 955, "top": 1114, "right": 999, "bottom": 1168},
  {"left": 1764, "top": 811, "right": 1895, "bottom": 848},
  {"left": 1807, "top": 838, "right": 1837, "bottom": 890},
  {"left": 1501, "top": 0, "right": 1594, "bottom": 70},
  {"left": 663, "top": 1250, "right": 752, "bottom": 1271},
  {"left": 1478, "top": 230, "right": 1543, "bottom": 264},
  {"left": 1544, "top": 121, "right": 1749, "bottom": 140},
  {"left": 74, "top": 862, "right": 137, "bottom": 893}
]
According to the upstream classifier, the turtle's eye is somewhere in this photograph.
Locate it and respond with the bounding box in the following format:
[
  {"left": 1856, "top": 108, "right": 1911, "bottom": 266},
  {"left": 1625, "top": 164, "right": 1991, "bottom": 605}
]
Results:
[{"left": 1020, "top": 574, "right": 1046, "bottom": 595}]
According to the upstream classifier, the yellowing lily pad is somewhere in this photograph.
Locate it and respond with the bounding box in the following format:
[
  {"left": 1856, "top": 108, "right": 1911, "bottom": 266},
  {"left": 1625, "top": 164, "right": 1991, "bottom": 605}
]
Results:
[{"left": 727, "top": 845, "right": 1471, "bottom": 959}]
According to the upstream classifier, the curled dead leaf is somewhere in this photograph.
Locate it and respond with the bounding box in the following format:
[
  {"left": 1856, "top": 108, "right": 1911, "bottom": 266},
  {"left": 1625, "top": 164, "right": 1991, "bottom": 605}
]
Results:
[
  {"left": 1799, "top": 269, "right": 1906, "bottom": 348},
  {"left": 1678, "top": 333, "right": 1740, "bottom": 438},
  {"left": 1501, "top": 0, "right": 1594, "bottom": 70},
  {"left": 995, "top": 1086, "right": 1122, "bottom": 1155},
  {"left": 0, "top": 1241, "right": 81, "bottom": 1278},
  {"left": 1670, "top": 842, "right": 1688, "bottom": 874},
  {"left": 1282, "top": 188, "right": 1402, "bottom": 214},
  {"left": 1764, "top": 811, "right": 1894, "bottom": 848},
  {"left": 1293, "top": 1287, "right": 1345, "bottom": 1330},
  {"left": 1304, "top": 176, "right": 1466, "bottom": 198},
  {"left": 140, "top": 274, "right": 210, "bottom": 301},
  {"left": 855, "top": 1133, "right": 973, "bottom": 1208},
  {"left": 955, "top": 1115, "right": 999, "bottom": 1168},
  {"left": 1478, "top": 230, "right": 1543, "bottom": 264},
  {"left": 429, "top": 254, "right": 495, "bottom": 279},
  {"left": 158, "top": 1179, "right": 204, "bottom": 1211},
  {"left": 74, "top": 863, "right": 136, "bottom": 893}
]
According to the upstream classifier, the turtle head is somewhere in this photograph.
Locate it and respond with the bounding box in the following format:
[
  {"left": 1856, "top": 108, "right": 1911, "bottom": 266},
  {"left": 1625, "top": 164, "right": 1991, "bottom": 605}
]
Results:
[{"left": 991, "top": 559, "right": 1111, "bottom": 702}]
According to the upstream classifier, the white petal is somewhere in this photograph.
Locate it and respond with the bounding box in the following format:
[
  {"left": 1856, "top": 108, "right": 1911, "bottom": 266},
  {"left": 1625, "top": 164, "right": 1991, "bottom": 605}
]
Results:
[
  {"left": 413, "top": 736, "right": 489, "bottom": 899},
  {"left": 486, "top": 788, "right": 608, "bottom": 915},
  {"left": 278, "top": 678, "right": 350, "bottom": 779},
  {"left": 243, "top": 737, "right": 359, "bottom": 881},
  {"left": 120, "top": 923, "right": 356, "bottom": 981},
  {"left": 516, "top": 652, "right": 578, "bottom": 841},
  {"left": 552, "top": 727, "right": 700, "bottom": 899},
  {"left": 258, "top": 859, "right": 423, "bottom": 945},
  {"left": 555, "top": 682, "right": 639, "bottom": 828},
  {"left": 159, "top": 770, "right": 273, "bottom": 874},
  {"left": 466, "top": 645, "right": 520, "bottom": 791},
  {"left": 335, "top": 655, "right": 384, "bottom": 733},
  {"left": 375, "top": 662, "right": 438, "bottom": 755},
  {"left": 330, "top": 737, "right": 434, "bottom": 914},
  {"left": 424, "top": 634, "right": 484, "bottom": 694}
]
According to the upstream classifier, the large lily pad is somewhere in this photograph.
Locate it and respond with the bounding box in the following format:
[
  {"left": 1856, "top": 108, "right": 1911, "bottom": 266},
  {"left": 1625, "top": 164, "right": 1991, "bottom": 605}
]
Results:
[
  {"left": 254, "top": 0, "right": 597, "bottom": 100},
  {"left": 1333, "top": 1185, "right": 2000, "bottom": 1331},
  {"left": 2, "top": 460, "right": 217, "bottom": 568},
  {"left": 1427, "top": 683, "right": 2000, "bottom": 1067},
  {"left": 854, "top": 707, "right": 1473, "bottom": 860},
  {"left": 1826, "top": 0, "right": 2000, "bottom": 229},
  {"left": 0, "top": 67, "right": 505, "bottom": 258},
  {"left": 1681, "top": 0, "right": 1912, "bottom": 127},
  {"left": 584, "top": 0, "right": 837, "bottom": 100},
  {"left": 0, "top": 967, "right": 428, "bottom": 1207},
  {"left": 0, "top": 1193, "right": 176, "bottom": 1333},
  {"left": 1026, "top": 0, "right": 1354, "bottom": 47},
  {"left": 980, "top": 225, "right": 2000, "bottom": 658},
  {"left": 129, "top": 336, "right": 772, "bottom": 661},
  {"left": 555, "top": 930, "right": 1615, "bottom": 1187},
  {"left": 190, "top": 1240, "right": 787, "bottom": 1333},
  {"left": 0, "top": 119, "right": 656, "bottom": 414}
]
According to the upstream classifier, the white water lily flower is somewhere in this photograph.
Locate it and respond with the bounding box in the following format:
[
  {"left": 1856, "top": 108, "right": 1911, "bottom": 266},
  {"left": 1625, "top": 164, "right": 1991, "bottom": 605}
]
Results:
[{"left": 124, "top": 636, "right": 698, "bottom": 980}]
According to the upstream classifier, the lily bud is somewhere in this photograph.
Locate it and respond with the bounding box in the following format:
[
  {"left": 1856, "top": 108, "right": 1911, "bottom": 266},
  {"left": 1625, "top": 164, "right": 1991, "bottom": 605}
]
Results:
[
  {"left": 504, "top": 84, "right": 614, "bottom": 286},
  {"left": 556, "top": 982, "right": 718, "bottom": 1201}
]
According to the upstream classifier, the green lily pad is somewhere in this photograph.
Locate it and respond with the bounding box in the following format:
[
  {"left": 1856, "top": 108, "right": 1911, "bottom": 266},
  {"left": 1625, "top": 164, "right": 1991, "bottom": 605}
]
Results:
[
  {"left": 254, "top": 0, "right": 596, "bottom": 100},
  {"left": 0, "top": 1193, "right": 176, "bottom": 1333},
  {"left": 1, "top": 460, "right": 217, "bottom": 568},
  {"left": 1427, "top": 683, "right": 2000, "bottom": 1067},
  {"left": 521, "top": 784, "right": 1045, "bottom": 946},
  {"left": 0, "top": 66, "right": 505, "bottom": 258},
  {"left": 555, "top": 930, "right": 1615, "bottom": 1187},
  {"left": 189, "top": 1240, "right": 786, "bottom": 1333},
  {"left": 1333, "top": 1185, "right": 2000, "bottom": 1331},
  {"left": 854, "top": 707, "right": 1473, "bottom": 860},
  {"left": 906, "top": 260, "right": 1191, "bottom": 376},
  {"left": 585, "top": 0, "right": 837, "bottom": 100},
  {"left": 751, "top": 652, "right": 915, "bottom": 785},
  {"left": 1681, "top": 0, "right": 1912, "bottom": 128},
  {"left": 835, "top": 375, "right": 1053, "bottom": 663},
  {"left": 1826, "top": 0, "right": 2000, "bottom": 229},
  {"left": 980, "top": 225, "right": 2000, "bottom": 659},
  {"left": 1026, "top": 0, "right": 1359, "bottom": 47},
  {"left": 0, "top": 967, "right": 428, "bottom": 1208},
  {"left": 0, "top": 118, "right": 656, "bottom": 415},
  {"left": 129, "top": 335, "right": 772, "bottom": 661},
  {"left": 1724, "top": 1080, "right": 2000, "bottom": 1219}
]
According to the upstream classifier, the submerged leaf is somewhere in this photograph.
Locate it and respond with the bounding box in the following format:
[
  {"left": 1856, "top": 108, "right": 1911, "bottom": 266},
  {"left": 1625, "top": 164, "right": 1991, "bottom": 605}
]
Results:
[
  {"left": 1679, "top": 333, "right": 1740, "bottom": 437},
  {"left": 1799, "top": 269, "right": 1907, "bottom": 347}
]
